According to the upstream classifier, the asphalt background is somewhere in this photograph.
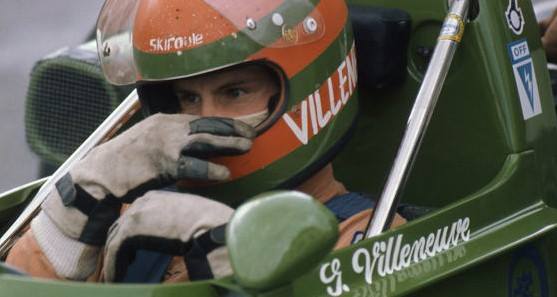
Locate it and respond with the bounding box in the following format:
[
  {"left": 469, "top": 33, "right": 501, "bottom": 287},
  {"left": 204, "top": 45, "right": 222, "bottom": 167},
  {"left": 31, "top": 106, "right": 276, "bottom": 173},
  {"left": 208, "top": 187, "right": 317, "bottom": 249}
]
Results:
[
  {"left": 0, "top": 0, "right": 554, "bottom": 193},
  {"left": 0, "top": 1, "right": 105, "bottom": 192}
]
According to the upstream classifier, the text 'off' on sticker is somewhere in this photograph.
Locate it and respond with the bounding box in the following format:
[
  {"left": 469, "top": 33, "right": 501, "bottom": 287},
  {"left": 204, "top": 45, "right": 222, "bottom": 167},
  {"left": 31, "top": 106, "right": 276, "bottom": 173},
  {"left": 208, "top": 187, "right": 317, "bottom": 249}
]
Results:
[{"left": 507, "top": 39, "right": 542, "bottom": 120}]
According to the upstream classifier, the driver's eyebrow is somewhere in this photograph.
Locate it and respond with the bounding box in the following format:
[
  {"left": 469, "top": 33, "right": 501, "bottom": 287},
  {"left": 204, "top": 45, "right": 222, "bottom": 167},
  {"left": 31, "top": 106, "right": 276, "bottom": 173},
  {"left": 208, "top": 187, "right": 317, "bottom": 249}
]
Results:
[
  {"left": 172, "top": 84, "right": 199, "bottom": 95},
  {"left": 172, "top": 83, "right": 187, "bottom": 93},
  {"left": 216, "top": 80, "right": 252, "bottom": 92}
]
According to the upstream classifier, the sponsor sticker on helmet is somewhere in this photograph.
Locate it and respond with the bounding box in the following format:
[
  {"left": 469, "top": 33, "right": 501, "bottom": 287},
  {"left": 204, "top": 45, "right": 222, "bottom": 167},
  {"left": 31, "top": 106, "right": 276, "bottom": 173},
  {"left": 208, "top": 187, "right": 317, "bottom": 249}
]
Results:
[
  {"left": 149, "top": 33, "right": 204, "bottom": 52},
  {"left": 507, "top": 39, "right": 542, "bottom": 120}
]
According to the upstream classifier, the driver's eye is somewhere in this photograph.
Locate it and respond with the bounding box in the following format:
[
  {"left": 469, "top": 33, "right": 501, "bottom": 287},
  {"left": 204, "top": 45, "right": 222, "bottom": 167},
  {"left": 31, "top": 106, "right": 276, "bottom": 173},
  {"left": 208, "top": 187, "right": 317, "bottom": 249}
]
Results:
[
  {"left": 227, "top": 88, "right": 247, "bottom": 98},
  {"left": 179, "top": 92, "right": 201, "bottom": 104},
  {"left": 176, "top": 91, "right": 202, "bottom": 114}
]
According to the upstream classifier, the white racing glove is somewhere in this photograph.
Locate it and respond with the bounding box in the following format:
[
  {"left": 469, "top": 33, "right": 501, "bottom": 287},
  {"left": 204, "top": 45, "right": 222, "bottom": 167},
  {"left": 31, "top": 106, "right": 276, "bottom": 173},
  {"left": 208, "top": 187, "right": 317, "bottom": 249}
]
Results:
[
  {"left": 32, "top": 114, "right": 254, "bottom": 280},
  {"left": 103, "top": 190, "right": 233, "bottom": 282}
]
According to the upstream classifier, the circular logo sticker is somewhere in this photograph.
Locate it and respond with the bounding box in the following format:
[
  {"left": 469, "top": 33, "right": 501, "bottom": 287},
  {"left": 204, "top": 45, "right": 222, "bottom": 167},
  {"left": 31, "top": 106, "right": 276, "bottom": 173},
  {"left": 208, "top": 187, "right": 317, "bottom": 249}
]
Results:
[{"left": 505, "top": 0, "right": 525, "bottom": 35}]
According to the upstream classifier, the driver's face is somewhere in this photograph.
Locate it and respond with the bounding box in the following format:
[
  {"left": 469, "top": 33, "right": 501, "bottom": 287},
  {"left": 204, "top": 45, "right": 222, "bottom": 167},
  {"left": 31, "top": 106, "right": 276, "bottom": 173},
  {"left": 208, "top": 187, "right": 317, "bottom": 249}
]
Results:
[{"left": 172, "top": 65, "right": 279, "bottom": 117}]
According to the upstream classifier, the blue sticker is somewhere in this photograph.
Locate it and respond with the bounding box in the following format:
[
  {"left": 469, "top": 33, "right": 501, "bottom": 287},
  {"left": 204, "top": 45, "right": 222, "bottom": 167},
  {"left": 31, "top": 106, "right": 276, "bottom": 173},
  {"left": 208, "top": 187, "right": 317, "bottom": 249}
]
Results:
[
  {"left": 507, "top": 39, "right": 542, "bottom": 120},
  {"left": 508, "top": 245, "right": 548, "bottom": 297}
]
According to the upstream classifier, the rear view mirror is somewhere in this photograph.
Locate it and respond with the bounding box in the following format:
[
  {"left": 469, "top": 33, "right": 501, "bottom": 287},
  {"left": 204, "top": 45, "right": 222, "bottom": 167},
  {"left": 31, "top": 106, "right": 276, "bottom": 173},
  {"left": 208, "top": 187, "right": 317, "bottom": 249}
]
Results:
[{"left": 226, "top": 191, "right": 338, "bottom": 292}]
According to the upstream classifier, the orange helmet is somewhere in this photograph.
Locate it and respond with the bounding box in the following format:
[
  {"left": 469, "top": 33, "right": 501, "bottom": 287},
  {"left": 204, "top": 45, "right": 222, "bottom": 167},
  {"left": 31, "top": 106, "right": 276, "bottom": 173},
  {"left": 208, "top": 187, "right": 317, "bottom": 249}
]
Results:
[{"left": 97, "top": 0, "right": 358, "bottom": 206}]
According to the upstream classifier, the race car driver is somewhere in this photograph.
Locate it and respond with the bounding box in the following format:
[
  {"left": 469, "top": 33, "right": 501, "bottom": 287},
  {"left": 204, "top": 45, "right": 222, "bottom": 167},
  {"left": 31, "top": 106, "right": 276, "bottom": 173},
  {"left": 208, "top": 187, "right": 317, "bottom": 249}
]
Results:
[{"left": 6, "top": 0, "right": 406, "bottom": 282}]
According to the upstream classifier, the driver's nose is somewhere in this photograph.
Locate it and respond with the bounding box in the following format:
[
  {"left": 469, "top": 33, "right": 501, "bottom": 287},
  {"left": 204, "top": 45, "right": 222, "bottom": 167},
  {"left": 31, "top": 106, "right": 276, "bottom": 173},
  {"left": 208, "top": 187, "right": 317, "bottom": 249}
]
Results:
[
  {"left": 198, "top": 94, "right": 220, "bottom": 117},
  {"left": 198, "top": 94, "right": 237, "bottom": 118}
]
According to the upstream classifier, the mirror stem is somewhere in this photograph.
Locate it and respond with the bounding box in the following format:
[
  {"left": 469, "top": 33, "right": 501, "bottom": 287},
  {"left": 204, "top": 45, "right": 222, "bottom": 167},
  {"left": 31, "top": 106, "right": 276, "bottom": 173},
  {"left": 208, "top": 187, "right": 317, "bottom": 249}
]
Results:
[{"left": 362, "top": 0, "right": 470, "bottom": 240}]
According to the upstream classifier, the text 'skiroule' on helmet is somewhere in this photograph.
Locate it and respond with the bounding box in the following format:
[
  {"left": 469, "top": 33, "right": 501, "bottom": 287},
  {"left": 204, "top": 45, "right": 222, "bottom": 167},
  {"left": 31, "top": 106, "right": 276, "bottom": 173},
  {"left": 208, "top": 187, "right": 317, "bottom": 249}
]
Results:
[{"left": 96, "top": 0, "right": 358, "bottom": 206}]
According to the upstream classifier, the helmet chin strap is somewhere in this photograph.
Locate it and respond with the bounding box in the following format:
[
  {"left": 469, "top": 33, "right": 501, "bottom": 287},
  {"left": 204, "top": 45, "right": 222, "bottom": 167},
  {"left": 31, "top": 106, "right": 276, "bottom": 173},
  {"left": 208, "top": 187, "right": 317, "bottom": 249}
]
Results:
[{"left": 233, "top": 109, "right": 269, "bottom": 127}]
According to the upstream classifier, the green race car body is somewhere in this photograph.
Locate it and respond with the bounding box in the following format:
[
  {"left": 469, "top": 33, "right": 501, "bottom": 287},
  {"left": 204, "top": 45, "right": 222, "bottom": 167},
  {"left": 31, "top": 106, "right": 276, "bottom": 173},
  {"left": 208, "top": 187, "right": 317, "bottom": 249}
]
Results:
[{"left": 2, "top": 0, "right": 557, "bottom": 296}]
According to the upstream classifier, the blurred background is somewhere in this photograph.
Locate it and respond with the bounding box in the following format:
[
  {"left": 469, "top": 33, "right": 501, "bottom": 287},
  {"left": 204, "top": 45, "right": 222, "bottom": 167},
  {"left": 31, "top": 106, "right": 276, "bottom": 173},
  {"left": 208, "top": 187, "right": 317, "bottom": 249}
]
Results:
[
  {"left": 535, "top": 0, "right": 557, "bottom": 20},
  {"left": 0, "top": 1, "right": 104, "bottom": 192},
  {"left": 0, "top": 0, "right": 554, "bottom": 193}
]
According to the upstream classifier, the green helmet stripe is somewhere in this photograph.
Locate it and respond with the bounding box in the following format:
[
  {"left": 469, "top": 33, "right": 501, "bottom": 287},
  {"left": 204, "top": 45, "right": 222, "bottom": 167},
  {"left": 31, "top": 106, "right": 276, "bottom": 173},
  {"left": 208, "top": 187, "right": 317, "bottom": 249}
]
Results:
[{"left": 134, "top": 32, "right": 261, "bottom": 81}]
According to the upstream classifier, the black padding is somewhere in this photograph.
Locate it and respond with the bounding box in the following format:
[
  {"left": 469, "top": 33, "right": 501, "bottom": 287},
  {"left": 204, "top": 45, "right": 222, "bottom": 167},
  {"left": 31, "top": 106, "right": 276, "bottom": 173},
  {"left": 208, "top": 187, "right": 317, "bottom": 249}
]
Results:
[
  {"left": 189, "top": 118, "right": 236, "bottom": 136},
  {"left": 112, "top": 225, "right": 226, "bottom": 283},
  {"left": 349, "top": 5, "right": 411, "bottom": 89},
  {"left": 197, "top": 224, "right": 226, "bottom": 252},
  {"left": 183, "top": 225, "right": 226, "bottom": 281},
  {"left": 207, "top": 224, "right": 226, "bottom": 246},
  {"left": 114, "top": 236, "right": 184, "bottom": 282},
  {"left": 73, "top": 184, "right": 102, "bottom": 215},
  {"left": 183, "top": 142, "right": 246, "bottom": 158},
  {"left": 120, "top": 177, "right": 174, "bottom": 203},
  {"left": 56, "top": 173, "right": 78, "bottom": 207},
  {"left": 56, "top": 173, "right": 117, "bottom": 218},
  {"left": 176, "top": 156, "right": 210, "bottom": 180},
  {"left": 122, "top": 250, "right": 173, "bottom": 283},
  {"left": 137, "top": 82, "right": 181, "bottom": 115},
  {"left": 54, "top": 173, "right": 123, "bottom": 245},
  {"left": 183, "top": 238, "right": 215, "bottom": 281},
  {"left": 79, "top": 196, "right": 122, "bottom": 245}
]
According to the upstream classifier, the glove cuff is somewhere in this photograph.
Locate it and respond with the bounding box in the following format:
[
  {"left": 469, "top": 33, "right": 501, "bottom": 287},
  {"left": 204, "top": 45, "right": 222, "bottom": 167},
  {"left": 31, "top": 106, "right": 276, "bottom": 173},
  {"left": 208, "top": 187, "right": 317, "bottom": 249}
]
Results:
[{"left": 32, "top": 212, "right": 101, "bottom": 280}]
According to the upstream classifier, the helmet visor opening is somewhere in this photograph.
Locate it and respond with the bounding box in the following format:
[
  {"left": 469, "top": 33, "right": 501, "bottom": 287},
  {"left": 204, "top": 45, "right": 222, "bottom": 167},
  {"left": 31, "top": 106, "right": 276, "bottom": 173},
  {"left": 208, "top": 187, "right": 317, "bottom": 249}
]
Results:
[{"left": 139, "top": 62, "right": 286, "bottom": 134}]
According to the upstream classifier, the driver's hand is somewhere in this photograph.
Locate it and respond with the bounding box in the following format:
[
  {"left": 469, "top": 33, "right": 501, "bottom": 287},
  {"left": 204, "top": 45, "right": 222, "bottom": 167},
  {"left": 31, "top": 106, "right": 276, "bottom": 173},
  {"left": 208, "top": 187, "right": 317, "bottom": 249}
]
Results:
[
  {"left": 32, "top": 114, "right": 254, "bottom": 280},
  {"left": 103, "top": 190, "right": 233, "bottom": 282},
  {"left": 540, "top": 7, "right": 557, "bottom": 63}
]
